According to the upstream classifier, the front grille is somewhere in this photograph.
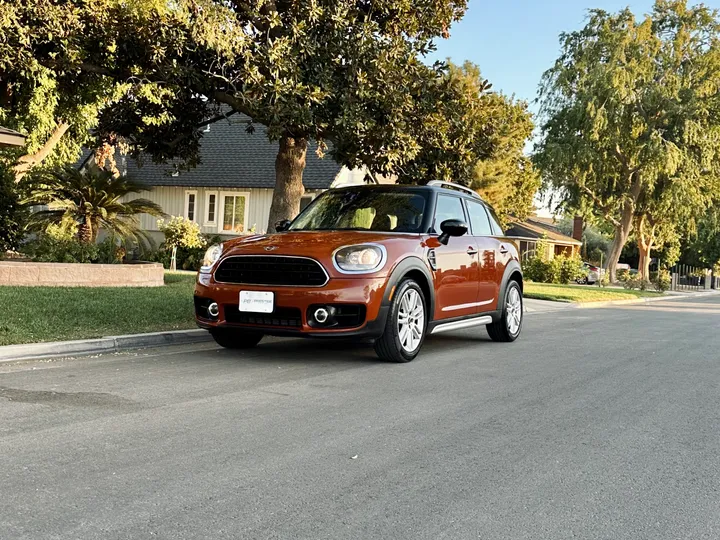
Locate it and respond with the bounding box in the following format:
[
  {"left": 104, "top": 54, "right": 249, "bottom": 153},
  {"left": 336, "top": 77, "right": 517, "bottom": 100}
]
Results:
[
  {"left": 224, "top": 305, "right": 302, "bottom": 328},
  {"left": 214, "top": 256, "right": 328, "bottom": 287}
]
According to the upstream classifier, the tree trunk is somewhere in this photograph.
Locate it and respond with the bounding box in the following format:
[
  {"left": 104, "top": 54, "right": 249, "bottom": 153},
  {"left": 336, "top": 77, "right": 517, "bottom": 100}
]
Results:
[
  {"left": 605, "top": 172, "right": 643, "bottom": 283},
  {"left": 78, "top": 219, "right": 93, "bottom": 244},
  {"left": 638, "top": 240, "right": 653, "bottom": 281},
  {"left": 13, "top": 122, "right": 70, "bottom": 182},
  {"left": 267, "top": 134, "right": 307, "bottom": 233}
]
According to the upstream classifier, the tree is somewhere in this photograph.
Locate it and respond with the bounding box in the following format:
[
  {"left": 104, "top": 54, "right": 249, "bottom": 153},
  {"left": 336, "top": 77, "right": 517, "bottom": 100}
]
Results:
[
  {"left": 23, "top": 166, "right": 166, "bottom": 246},
  {"left": 535, "top": 0, "right": 720, "bottom": 282},
  {"left": 0, "top": 1, "right": 120, "bottom": 181},
  {"left": 444, "top": 62, "right": 540, "bottom": 225},
  {"left": 157, "top": 216, "right": 206, "bottom": 272},
  {"left": 0, "top": 164, "right": 26, "bottom": 251},
  {"left": 2, "top": 0, "right": 505, "bottom": 232}
]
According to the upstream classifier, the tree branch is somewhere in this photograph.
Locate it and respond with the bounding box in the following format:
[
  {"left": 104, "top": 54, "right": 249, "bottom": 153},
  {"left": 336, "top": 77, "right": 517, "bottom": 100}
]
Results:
[
  {"left": 13, "top": 122, "right": 70, "bottom": 182},
  {"left": 580, "top": 184, "right": 621, "bottom": 227}
]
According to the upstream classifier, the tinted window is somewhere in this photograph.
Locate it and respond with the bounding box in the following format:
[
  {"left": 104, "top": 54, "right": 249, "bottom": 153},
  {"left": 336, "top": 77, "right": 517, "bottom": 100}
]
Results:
[
  {"left": 433, "top": 195, "right": 466, "bottom": 231},
  {"left": 466, "top": 201, "right": 493, "bottom": 236},
  {"left": 486, "top": 206, "right": 504, "bottom": 235},
  {"left": 290, "top": 190, "right": 427, "bottom": 233}
]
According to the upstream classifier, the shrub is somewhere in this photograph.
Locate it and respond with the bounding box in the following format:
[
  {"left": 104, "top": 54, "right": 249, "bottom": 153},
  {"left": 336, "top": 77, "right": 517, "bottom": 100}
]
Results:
[
  {"left": 521, "top": 248, "right": 584, "bottom": 284},
  {"left": 0, "top": 165, "right": 28, "bottom": 252},
  {"left": 653, "top": 268, "right": 671, "bottom": 292},
  {"left": 157, "top": 216, "right": 206, "bottom": 270},
  {"left": 22, "top": 234, "right": 100, "bottom": 264}
]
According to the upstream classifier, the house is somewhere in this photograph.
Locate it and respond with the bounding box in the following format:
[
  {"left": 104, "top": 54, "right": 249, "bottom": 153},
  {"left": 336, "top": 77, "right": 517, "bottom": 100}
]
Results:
[
  {"left": 83, "top": 115, "right": 382, "bottom": 242},
  {"left": 0, "top": 126, "right": 26, "bottom": 147},
  {"left": 505, "top": 216, "right": 582, "bottom": 260}
]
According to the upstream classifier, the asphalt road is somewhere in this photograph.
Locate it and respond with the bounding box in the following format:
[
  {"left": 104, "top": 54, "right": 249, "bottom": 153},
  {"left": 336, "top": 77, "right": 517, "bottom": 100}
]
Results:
[{"left": 2, "top": 295, "right": 720, "bottom": 540}]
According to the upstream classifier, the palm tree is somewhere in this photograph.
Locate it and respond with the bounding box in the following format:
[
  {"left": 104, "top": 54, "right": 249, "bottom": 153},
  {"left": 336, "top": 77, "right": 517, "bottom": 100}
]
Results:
[{"left": 24, "top": 166, "right": 166, "bottom": 246}]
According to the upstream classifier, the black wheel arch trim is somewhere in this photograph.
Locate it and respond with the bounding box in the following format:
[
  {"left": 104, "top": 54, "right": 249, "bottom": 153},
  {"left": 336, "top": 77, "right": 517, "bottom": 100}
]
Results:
[
  {"left": 381, "top": 256, "right": 435, "bottom": 319},
  {"left": 498, "top": 260, "right": 523, "bottom": 312}
]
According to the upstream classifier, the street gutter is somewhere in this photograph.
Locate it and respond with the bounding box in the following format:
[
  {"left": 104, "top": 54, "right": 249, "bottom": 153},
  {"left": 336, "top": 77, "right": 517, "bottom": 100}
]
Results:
[{"left": 0, "top": 329, "right": 213, "bottom": 364}]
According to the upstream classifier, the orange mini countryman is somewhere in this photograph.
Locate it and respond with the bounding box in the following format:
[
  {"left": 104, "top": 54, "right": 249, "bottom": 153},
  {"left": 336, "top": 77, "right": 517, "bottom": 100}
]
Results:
[{"left": 194, "top": 181, "right": 523, "bottom": 363}]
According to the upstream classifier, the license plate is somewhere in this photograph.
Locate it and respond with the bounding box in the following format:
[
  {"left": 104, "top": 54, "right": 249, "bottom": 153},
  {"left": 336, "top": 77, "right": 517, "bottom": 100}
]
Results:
[{"left": 239, "top": 291, "right": 274, "bottom": 313}]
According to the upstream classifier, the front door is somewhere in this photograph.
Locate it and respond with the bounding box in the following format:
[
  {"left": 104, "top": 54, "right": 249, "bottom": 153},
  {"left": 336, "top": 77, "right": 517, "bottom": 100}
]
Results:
[
  {"left": 465, "top": 200, "right": 500, "bottom": 311},
  {"left": 431, "top": 194, "right": 480, "bottom": 320}
]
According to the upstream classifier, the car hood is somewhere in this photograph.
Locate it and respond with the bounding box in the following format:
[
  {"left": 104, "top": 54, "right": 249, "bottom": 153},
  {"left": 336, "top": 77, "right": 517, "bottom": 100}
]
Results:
[{"left": 223, "top": 231, "right": 408, "bottom": 257}]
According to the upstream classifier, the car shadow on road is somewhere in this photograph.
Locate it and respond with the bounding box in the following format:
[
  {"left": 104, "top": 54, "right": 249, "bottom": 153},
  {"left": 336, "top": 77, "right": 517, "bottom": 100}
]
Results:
[{"left": 209, "top": 330, "right": 500, "bottom": 366}]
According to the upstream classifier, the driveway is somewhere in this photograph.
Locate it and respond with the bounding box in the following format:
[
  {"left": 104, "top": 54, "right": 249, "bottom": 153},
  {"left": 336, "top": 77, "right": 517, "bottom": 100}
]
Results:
[{"left": 2, "top": 295, "right": 720, "bottom": 539}]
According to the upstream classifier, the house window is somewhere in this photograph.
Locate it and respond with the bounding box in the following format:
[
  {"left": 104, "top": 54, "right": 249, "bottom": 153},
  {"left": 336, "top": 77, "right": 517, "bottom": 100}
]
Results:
[
  {"left": 300, "top": 195, "right": 314, "bottom": 212},
  {"left": 185, "top": 190, "right": 198, "bottom": 222},
  {"left": 220, "top": 193, "right": 249, "bottom": 233},
  {"left": 205, "top": 191, "right": 218, "bottom": 226}
]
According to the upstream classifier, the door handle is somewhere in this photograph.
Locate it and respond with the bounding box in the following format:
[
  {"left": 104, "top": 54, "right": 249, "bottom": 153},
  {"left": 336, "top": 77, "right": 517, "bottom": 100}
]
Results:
[
  {"left": 467, "top": 247, "right": 478, "bottom": 256},
  {"left": 499, "top": 245, "right": 509, "bottom": 254}
]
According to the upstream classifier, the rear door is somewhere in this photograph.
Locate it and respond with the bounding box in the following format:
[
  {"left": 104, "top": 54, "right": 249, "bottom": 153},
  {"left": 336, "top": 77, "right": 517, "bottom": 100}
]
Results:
[
  {"left": 431, "top": 194, "right": 480, "bottom": 320},
  {"left": 465, "top": 200, "right": 500, "bottom": 311}
]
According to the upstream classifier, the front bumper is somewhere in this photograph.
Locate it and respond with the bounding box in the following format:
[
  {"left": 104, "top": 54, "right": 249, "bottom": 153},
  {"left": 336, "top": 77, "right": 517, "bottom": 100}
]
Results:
[{"left": 194, "top": 277, "right": 390, "bottom": 339}]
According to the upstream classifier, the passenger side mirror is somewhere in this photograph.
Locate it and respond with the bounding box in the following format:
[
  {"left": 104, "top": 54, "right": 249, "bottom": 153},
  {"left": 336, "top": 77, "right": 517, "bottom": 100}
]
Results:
[
  {"left": 275, "top": 219, "right": 292, "bottom": 232},
  {"left": 438, "top": 219, "right": 468, "bottom": 245}
]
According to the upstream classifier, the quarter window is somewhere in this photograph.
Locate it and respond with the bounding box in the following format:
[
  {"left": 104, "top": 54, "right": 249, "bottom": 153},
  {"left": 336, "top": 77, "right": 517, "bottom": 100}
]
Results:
[
  {"left": 466, "top": 201, "right": 493, "bottom": 236},
  {"left": 433, "top": 195, "right": 466, "bottom": 231}
]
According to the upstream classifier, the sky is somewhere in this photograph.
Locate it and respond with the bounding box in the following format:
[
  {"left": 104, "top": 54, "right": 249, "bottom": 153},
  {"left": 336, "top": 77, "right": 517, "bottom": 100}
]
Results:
[{"left": 431, "top": 0, "right": 720, "bottom": 111}]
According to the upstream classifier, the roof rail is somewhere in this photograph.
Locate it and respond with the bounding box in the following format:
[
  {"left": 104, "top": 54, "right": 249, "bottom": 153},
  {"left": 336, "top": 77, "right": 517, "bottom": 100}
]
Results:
[{"left": 426, "top": 180, "right": 482, "bottom": 200}]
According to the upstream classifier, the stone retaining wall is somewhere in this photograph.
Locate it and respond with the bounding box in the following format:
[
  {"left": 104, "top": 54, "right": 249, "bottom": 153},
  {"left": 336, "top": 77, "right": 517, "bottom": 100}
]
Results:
[{"left": 0, "top": 261, "right": 165, "bottom": 287}]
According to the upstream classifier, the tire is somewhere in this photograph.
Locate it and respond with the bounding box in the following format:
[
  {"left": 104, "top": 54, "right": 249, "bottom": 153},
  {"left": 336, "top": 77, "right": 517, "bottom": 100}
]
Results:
[
  {"left": 576, "top": 276, "right": 588, "bottom": 285},
  {"left": 210, "top": 329, "right": 264, "bottom": 349},
  {"left": 486, "top": 280, "right": 523, "bottom": 342},
  {"left": 374, "top": 279, "right": 427, "bottom": 363}
]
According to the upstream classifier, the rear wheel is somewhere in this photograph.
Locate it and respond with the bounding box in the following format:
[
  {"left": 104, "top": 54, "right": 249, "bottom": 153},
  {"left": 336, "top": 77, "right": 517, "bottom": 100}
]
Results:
[
  {"left": 486, "top": 281, "right": 523, "bottom": 342},
  {"left": 210, "top": 329, "right": 264, "bottom": 349},
  {"left": 374, "top": 280, "right": 427, "bottom": 363}
]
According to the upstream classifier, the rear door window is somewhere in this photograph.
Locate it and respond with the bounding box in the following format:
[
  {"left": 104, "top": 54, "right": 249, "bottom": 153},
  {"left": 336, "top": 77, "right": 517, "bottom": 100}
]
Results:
[{"left": 466, "top": 201, "right": 493, "bottom": 236}]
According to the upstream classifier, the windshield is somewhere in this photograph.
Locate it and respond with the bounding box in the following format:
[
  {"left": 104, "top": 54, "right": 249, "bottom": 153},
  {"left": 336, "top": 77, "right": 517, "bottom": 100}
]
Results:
[{"left": 290, "top": 190, "right": 427, "bottom": 233}]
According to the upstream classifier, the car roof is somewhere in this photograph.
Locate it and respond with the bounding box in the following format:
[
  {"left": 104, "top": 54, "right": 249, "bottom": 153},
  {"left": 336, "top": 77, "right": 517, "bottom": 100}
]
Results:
[{"left": 329, "top": 182, "right": 486, "bottom": 203}]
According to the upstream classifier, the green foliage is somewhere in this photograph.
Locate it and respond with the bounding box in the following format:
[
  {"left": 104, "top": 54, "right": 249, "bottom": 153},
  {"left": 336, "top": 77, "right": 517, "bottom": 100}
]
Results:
[
  {"left": 22, "top": 234, "right": 100, "bottom": 264},
  {"left": 0, "top": 165, "right": 27, "bottom": 251},
  {"left": 535, "top": 1, "right": 720, "bottom": 279},
  {"left": 652, "top": 268, "right": 672, "bottom": 292},
  {"left": 157, "top": 216, "right": 205, "bottom": 251},
  {"left": 23, "top": 166, "right": 165, "bottom": 246},
  {"left": 443, "top": 62, "right": 540, "bottom": 225},
  {"left": 522, "top": 236, "right": 584, "bottom": 284}
]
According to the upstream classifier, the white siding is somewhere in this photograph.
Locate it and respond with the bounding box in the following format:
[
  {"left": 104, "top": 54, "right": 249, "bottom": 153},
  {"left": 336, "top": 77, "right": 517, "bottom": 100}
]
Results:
[{"left": 125, "top": 186, "right": 324, "bottom": 239}]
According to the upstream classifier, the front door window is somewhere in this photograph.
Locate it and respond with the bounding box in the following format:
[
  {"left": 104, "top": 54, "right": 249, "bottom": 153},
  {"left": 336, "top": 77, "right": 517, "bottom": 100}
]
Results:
[{"left": 222, "top": 194, "right": 247, "bottom": 233}]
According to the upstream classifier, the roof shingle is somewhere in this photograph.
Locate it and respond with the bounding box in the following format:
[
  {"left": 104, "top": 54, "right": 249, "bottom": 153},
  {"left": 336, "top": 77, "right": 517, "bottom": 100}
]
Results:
[{"left": 120, "top": 115, "right": 342, "bottom": 190}]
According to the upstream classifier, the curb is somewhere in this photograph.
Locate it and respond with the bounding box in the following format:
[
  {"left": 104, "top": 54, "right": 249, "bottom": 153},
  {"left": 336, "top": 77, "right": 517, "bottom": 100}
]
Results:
[
  {"left": 575, "top": 291, "right": 716, "bottom": 309},
  {"left": 0, "top": 329, "right": 213, "bottom": 364}
]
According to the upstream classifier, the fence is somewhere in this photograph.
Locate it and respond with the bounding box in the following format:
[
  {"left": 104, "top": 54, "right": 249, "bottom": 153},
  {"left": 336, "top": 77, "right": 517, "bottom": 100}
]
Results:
[{"left": 669, "top": 264, "right": 718, "bottom": 291}]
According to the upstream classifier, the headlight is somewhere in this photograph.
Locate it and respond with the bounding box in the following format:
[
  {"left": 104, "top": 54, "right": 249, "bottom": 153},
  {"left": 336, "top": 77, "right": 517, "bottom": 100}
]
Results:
[
  {"left": 334, "top": 244, "right": 386, "bottom": 273},
  {"left": 200, "top": 243, "right": 223, "bottom": 274}
]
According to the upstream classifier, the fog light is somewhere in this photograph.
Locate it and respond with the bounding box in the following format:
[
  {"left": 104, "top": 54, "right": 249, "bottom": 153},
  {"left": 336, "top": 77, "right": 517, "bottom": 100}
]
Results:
[
  {"left": 207, "top": 302, "right": 220, "bottom": 318},
  {"left": 314, "top": 307, "right": 329, "bottom": 324}
]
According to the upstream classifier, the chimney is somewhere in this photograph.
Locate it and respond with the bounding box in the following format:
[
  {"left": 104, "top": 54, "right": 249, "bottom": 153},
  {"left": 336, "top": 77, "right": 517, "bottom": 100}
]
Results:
[{"left": 572, "top": 216, "right": 583, "bottom": 241}]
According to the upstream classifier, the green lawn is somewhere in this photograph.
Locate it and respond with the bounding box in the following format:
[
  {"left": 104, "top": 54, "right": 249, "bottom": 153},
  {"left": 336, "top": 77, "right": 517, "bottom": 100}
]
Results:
[
  {"left": 0, "top": 272, "right": 197, "bottom": 346},
  {"left": 524, "top": 282, "right": 664, "bottom": 303}
]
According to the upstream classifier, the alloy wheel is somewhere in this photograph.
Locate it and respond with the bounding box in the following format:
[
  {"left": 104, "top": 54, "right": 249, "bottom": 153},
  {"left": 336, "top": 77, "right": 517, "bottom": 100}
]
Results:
[
  {"left": 397, "top": 288, "right": 425, "bottom": 353},
  {"left": 506, "top": 286, "right": 522, "bottom": 335}
]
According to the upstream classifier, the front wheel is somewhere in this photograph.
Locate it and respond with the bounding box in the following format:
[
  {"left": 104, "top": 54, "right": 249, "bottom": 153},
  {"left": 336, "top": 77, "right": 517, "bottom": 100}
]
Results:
[
  {"left": 486, "top": 281, "right": 523, "bottom": 342},
  {"left": 210, "top": 329, "right": 264, "bottom": 349},
  {"left": 374, "top": 280, "right": 427, "bottom": 363}
]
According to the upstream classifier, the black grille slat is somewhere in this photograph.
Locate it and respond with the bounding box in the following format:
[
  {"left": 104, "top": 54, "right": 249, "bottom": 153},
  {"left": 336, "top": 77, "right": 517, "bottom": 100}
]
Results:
[
  {"left": 214, "top": 256, "right": 327, "bottom": 286},
  {"left": 224, "top": 305, "right": 302, "bottom": 328}
]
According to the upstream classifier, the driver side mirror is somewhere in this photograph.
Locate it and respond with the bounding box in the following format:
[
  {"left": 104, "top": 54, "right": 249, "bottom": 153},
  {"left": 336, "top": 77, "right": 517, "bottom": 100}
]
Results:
[
  {"left": 275, "top": 219, "right": 291, "bottom": 232},
  {"left": 438, "top": 219, "right": 468, "bottom": 245}
]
